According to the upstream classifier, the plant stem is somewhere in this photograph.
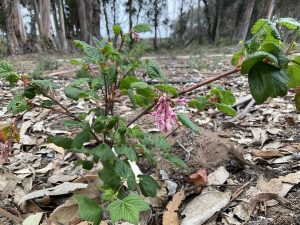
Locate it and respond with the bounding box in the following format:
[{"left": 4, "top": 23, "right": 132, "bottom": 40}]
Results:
[
  {"left": 41, "top": 92, "right": 102, "bottom": 144},
  {"left": 126, "top": 67, "right": 240, "bottom": 127},
  {"left": 285, "top": 28, "right": 299, "bottom": 55}
]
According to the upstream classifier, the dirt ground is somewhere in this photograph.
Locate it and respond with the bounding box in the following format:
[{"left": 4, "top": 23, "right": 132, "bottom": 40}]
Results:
[{"left": 0, "top": 50, "right": 300, "bottom": 225}]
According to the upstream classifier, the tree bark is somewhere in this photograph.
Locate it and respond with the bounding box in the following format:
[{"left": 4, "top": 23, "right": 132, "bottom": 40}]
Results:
[
  {"left": 92, "top": 0, "right": 101, "bottom": 40},
  {"left": 266, "top": 0, "right": 276, "bottom": 20},
  {"left": 234, "top": 0, "right": 256, "bottom": 42},
  {"left": 211, "top": 0, "right": 223, "bottom": 43},
  {"left": 203, "top": 0, "right": 212, "bottom": 42},
  {"left": 102, "top": 0, "right": 111, "bottom": 41},
  {"left": 153, "top": 0, "right": 158, "bottom": 49},
  {"left": 39, "top": 0, "right": 57, "bottom": 49},
  {"left": 76, "top": 0, "right": 89, "bottom": 42},
  {"left": 57, "top": 0, "right": 69, "bottom": 50}
]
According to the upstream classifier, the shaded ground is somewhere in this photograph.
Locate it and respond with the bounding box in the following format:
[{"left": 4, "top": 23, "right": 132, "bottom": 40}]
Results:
[{"left": 0, "top": 49, "right": 299, "bottom": 225}]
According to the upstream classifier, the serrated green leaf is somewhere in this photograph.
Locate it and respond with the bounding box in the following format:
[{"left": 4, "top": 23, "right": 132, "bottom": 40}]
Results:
[
  {"left": 260, "top": 42, "right": 288, "bottom": 69},
  {"left": 71, "top": 130, "right": 90, "bottom": 149},
  {"left": 107, "top": 195, "right": 150, "bottom": 225},
  {"left": 63, "top": 120, "right": 89, "bottom": 129},
  {"left": 115, "top": 146, "right": 137, "bottom": 161},
  {"left": 23, "top": 86, "right": 36, "bottom": 99},
  {"left": 113, "top": 25, "right": 122, "bottom": 36},
  {"left": 75, "top": 160, "right": 94, "bottom": 170},
  {"left": 177, "top": 113, "right": 199, "bottom": 133},
  {"left": 277, "top": 18, "right": 300, "bottom": 30},
  {"left": 295, "top": 91, "right": 300, "bottom": 111},
  {"left": 91, "top": 143, "right": 115, "bottom": 161},
  {"left": 248, "top": 62, "right": 289, "bottom": 103},
  {"left": 73, "top": 195, "right": 103, "bottom": 225},
  {"left": 143, "top": 60, "right": 167, "bottom": 82},
  {"left": 98, "top": 161, "right": 121, "bottom": 189},
  {"left": 188, "top": 96, "right": 210, "bottom": 111},
  {"left": 7, "top": 95, "right": 29, "bottom": 115},
  {"left": 138, "top": 175, "right": 159, "bottom": 197},
  {"left": 115, "top": 159, "right": 137, "bottom": 190},
  {"left": 287, "top": 56, "right": 300, "bottom": 88},
  {"left": 231, "top": 51, "right": 244, "bottom": 67},
  {"left": 64, "top": 86, "right": 88, "bottom": 100},
  {"left": 0, "top": 61, "right": 19, "bottom": 85},
  {"left": 133, "top": 23, "right": 151, "bottom": 33},
  {"left": 155, "top": 84, "right": 178, "bottom": 97},
  {"left": 241, "top": 51, "right": 278, "bottom": 74},
  {"left": 216, "top": 103, "right": 236, "bottom": 116},
  {"left": 154, "top": 135, "right": 170, "bottom": 153},
  {"left": 48, "top": 136, "right": 73, "bottom": 149},
  {"left": 164, "top": 154, "right": 188, "bottom": 169},
  {"left": 130, "top": 81, "right": 149, "bottom": 89},
  {"left": 74, "top": 40, "right": 104, "bottom": 64}
]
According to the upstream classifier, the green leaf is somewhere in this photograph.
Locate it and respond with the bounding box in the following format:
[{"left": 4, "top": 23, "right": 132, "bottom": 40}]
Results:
[
  {"left": 138, "top": 175, "right": 159, "bottom": 197},
  {"left": 113, "top": 25, "right": 122, "bottom": 36},
  {"left": 63, "top": 120, "right": 89, "bottom": 129},
  {"left": 177, "top": 113, "right": 199, "bottom": 133},
  {"left": 74, "top": 40, "right": 104, "bottom": 64},
  {"left": 72, "top": 195, "right": 103, "bottom": 225},
  {"left": 24, "top": 86, "right": 36, "bottom": 99},
  {"left": 154, "top": 135, "right": 170, "bottom": 153},
  {"left": 0, "top": 61, "right": 19, "bottom": 85},
  {"left": 260, "top": 42, "right": 288, "bottom": 69},
  {"left": 98, "top": 161, "right": 121, "bottom": 190},
  {"left": 155, "top": 84, "right": 178, "bottom": 97},
  {"left": 75, "top": 160, "right": 94, "bottom": 170},
  {"left": 48, "top": 136, "right": 73, "bottom": 149},
  {"left": 115, "top": 146, "right": 137, "bottom": 161},
  {"left": 133, "top": 23, "right": 151, "bottom": 33},
  {"left": 64, "top": 86, "right": 88, "bottom": 100},
  {"left": 120, "top": 76, "right": 140, "bottom": 90},
  {"left": 287, "top": 56, "right": 300, "bottom": 88},
  {"left": 248, "top": 62, "right": 289, "bottom": 104},
  {"left": 143, "top": 60, "right": 167, "bottom": 82},
  {"left": 71, "top": 130, "right": 90, "bottom": 149},
  {"left": 231, "top": 51, "right": 244, "bottom": 67},
  {"left": 115, "top": 159, "right": 137, "bottom": 190},
  {"left": 164, "top": 154, "right": 188, "bottom": 169},
  {"left": 295, "top": 91, "right": 300, "bottom": 111},
  {"left": 91, "top": 143, "right": 115, "bottom": 161},
  {"left": 7, "top": 95, "right": 29, "bottom": 115},
  {"left": 216, "top": 103, "right": 236, "bottom": 116},
  {"left": 107, "top": 195, "right": 150, "bottom": 225},
  {"left": 130, "top": 81, "right": 149, "bottom": 89},
  {"left": 251, "top": 19, "right": 268, "bottom": 34},
  {"left": 188, "top": 96, "right": 210, "bottom": 111},
  {"left": 277, "top": 18, "right": 300, "bottom": 30},
  {"left": 241, "top": 51, "right": 278, "bottom": 74}
]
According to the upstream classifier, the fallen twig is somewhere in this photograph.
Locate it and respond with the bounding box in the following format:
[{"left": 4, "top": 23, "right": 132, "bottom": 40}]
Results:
[{"left": 230, "top": 98, "right": 256, "bottom": 122}]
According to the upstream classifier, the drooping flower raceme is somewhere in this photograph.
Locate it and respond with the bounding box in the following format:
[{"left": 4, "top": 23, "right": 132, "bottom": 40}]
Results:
[{"left": 151, "top": 94, "right": 177, "bottom": 133}]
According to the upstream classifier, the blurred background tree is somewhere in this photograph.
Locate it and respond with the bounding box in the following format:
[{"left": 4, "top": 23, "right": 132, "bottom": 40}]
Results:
[{"left": 0, "top": 0, "right": 298, "bottom": 55}]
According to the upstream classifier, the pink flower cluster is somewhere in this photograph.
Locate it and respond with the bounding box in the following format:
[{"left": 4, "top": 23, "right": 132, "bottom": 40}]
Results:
[{"left": 151, "top": 94, "right": 176, "bottom": 132}]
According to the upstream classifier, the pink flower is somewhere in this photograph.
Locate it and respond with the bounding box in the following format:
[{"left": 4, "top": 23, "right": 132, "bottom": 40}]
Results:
[
  {"left": 174, "top": 97, "right": 187, "bottom": 105},
  {"left": 151, "top": 94, "right": 176, "bottom": 133}
]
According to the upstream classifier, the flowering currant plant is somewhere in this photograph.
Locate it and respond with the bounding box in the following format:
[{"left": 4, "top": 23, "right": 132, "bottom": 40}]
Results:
[{"left": 3, "top": 17, "right": 300, "bottom": 224}]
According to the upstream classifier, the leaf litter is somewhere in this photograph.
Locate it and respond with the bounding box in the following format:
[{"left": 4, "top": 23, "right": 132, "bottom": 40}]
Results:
[{"left": 0, "top": 52, "right": 300, "bottom": 225}]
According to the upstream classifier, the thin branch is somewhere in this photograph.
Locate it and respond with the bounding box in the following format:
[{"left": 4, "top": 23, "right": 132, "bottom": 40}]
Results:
[{"left": 126, "top": 68, "right": 240, "bottom": 127}]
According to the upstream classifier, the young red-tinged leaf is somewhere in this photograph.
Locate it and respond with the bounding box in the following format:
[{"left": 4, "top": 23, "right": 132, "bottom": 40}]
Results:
[
  {"left": 188, "top": 168, "right": 207, "bottom": 186},
  {"left": 0, "top": 124, "right": 20, "bottom": 144}
]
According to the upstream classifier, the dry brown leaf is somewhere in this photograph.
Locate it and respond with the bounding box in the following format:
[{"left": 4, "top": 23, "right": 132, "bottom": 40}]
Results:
[
  {"left": 250, "top": 149, "right": 284, "bottom": 159},
  {"left": 188, "top": 168, "right": 207, "bottom": 186},
  {"left": 162, "top": 189, "right": 185, "bottom": 225},
  {"left": 42, "top": 143, "right": 65, "bottom": 156}
]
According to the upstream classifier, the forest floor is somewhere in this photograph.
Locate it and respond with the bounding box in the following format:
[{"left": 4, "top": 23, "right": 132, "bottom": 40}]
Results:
[{"left": 0, "top": 48, "right": 300, "bottom": 225}]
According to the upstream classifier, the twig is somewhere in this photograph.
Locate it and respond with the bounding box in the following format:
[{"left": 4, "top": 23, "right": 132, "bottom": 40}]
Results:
[
  {"left": 230, "top": 98, "right": 256, "bottom": 122},
  {"left": 0, "top": 207, "right": 23, "bottom": 224},
  {"left": 205, "top": 177, "right": 254, "bottom": 224},
  {"left": 176, "top": 140, "right": 191, "bottom": 160},
  {"left": 127, "top": 68, "right": 241, "bottom": 127}
]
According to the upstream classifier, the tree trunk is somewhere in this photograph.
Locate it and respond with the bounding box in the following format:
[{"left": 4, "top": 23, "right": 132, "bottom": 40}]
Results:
[
  {"left": 203, "top": 0, "right": 212, "bottom": 43},
  {"left": 2, "top": 0, "right": 19, "bottom": 54},
  {"left": 92, "top": 0, "right": 101, "bottom": 40},
  {"left": 266, "top": 0, "right": 276, "bottom": 19},
  {"left": 102, "top": 1, "right": 111, "bottom": 41},
  {"left": 57, "top": 0, "right": 69, "bottom": 50},
  {"left": 39, "top": 0, "right": 57, "bottom": 49},
  {"left": 211, "top": 0, "right": 223, "bottom": 43},
  {"left": 76, "top": 0, "right": 89, "bottom": 42},
  {"left": 234, "top": 0, "right": 256, "bottom": 42},
  {"left": 128, "top": 0, "right": 133, "bottom": 31},
  {"left": 11, "top": 0, "right": 27, "bottom": 45},
  {"left": 153, "top": 0, "right": 158, "bottom": 49}
]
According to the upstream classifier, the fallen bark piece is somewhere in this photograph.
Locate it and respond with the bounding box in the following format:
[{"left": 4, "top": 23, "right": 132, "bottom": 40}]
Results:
[
  {"left": 19, "top": 182, "right": 88, "bottom": 205},
  {"left": 250, "top": 149, "right": 284, "bottom": 159},
  {"left": 162, "top": 189, "right": 185, "bottom": 225},
  {"left": 181, "top": 191, "right": 231, "bottom": 225},
  {"left": 207, "top": 166, "right": 229, "bottom": 185},
  {"left": 23, "top": 212, "right": 44, "bottom": 225}
]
